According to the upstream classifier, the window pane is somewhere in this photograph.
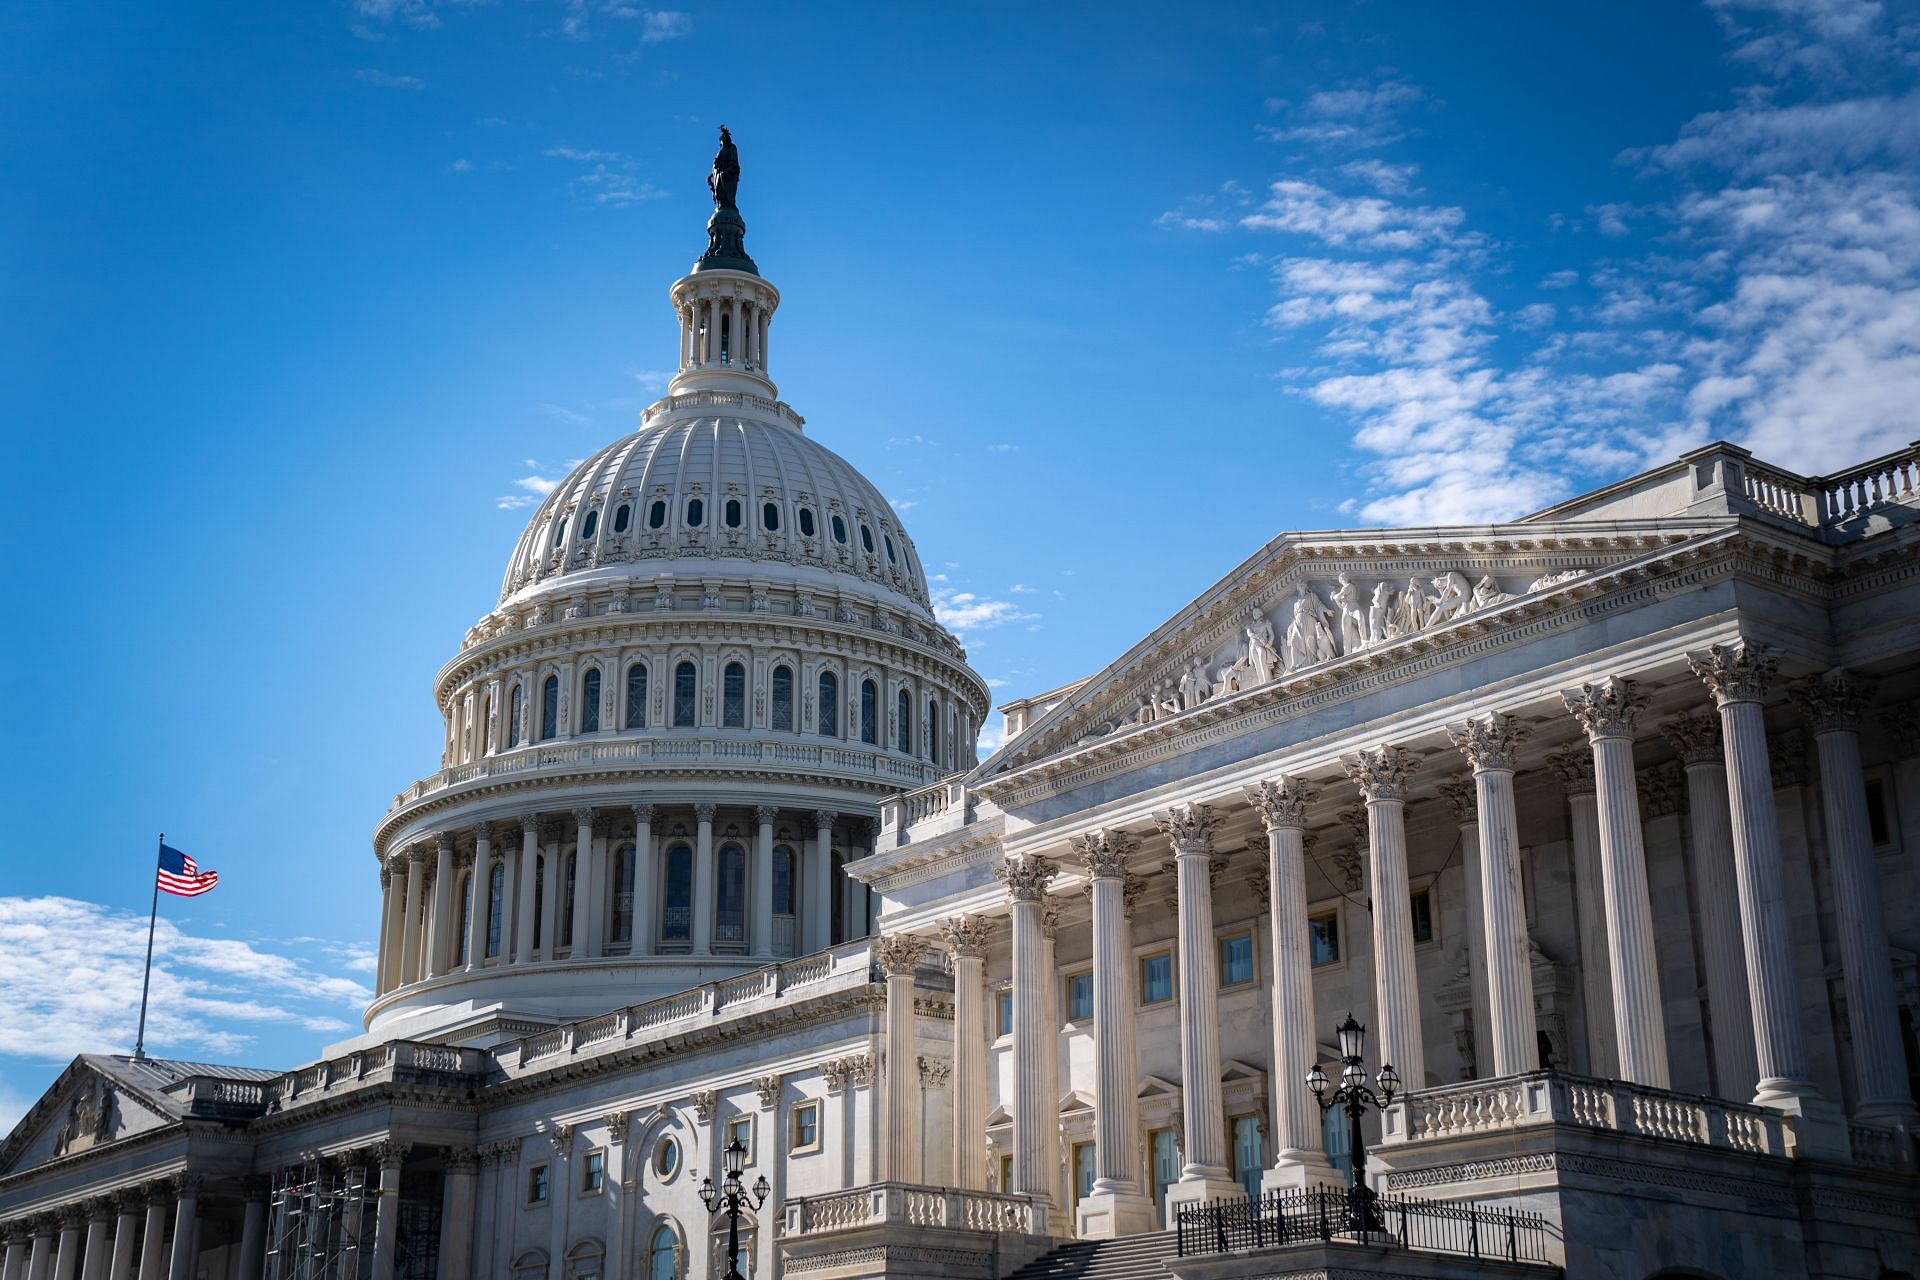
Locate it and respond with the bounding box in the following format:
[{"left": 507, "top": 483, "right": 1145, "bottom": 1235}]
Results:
[
  {"left": 1140, "top": 953, "right": 1172, "bottom": 1004},
  {"left": 763, "top": 502, "right": 780, "bottom": 531},
  {"left": 486, "top": 862, "right": 504, "bottom": 957},
  {"left": 1219, "top": 933, "right": 1254, "bottom": 986},
  {"left": 799, "top": 507, "right": 815, "bottom": 537},
  {"left": 772, "top": 848, "right": 795, "bottom": 915},
  {"left": 723, "top": 663, "right": 746, "bottom": 728},
  {"left": 1065, "top": 972, "right": 1093, "bottom": 1021},
  {"left": 1074, "top": 1143, "right": 1095, "bottom": 1202},
  {"left": 1309, "top": 913, "right": 1340, "bottom": 966},
  {"left": 584, "top": 1150, "right": 604, "bottom": 1191},
  {"left": 613, "top": 504, "right": 631, "bottom": 533},
  {"left": 612, "top": 846, "right": 634, "bottom": 946},
  {"left": 581, "top": 669, "right": 601, "bottom": 733},
  {"left": 716, "top": 845, "right": 746, "bottom": 943},
  {"left": 926, "top": 699, "right": 939, "bottom": 763},
  {"left": 771, "top": 666, "right": 793, "bottom": 731},
  {"left": 1232, "top": 1116, "right": 1263, "bottom": 1199},
  {"left": 674, "top": 662, "right": 697, "bottom": 726},
  {"left": 648, "top": 500, "right": 666, "bottom": 530},
  {"left": 860, "top": 681, "right": 876, "bottom": 745},
  {"left": 627, "top": 664, "right": 648, "bottom": 729},
  {"left": 541, "top": 676, "right": 559, "bottom": 740},
  {"left": 859, "top": 524, "right": 874, "bottom": 553},
  {"left": 818, "top": 673, "right": 839, "bottom": 736},
  {"left": 996, "top": 991, "right": 1013, "bottom": 1037},
  {"left": 1410, "top": 888, "right": 1433, "bottom": 944},
  {"left": 581, "top": 509, "right": 598, "bottom": 540},
  {"left": 831, "top": 514, "right": 846, "bottom": 544},
  {"left": 896, "top": 689, "right": 911, "bottom": 753},
  {"left": 687, "top": 498, "right": 704, "bottom": 527},
  {"left": 663, "top": 846, "right": 692, "bottom": 941},
  {"left": 508, "top": 685, "right": 522, "bottom": 744}
]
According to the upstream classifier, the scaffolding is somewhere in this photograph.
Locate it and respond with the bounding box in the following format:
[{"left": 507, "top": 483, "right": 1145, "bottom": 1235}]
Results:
[{"left": 264, "top": 1156, "right": 375, "bottom": 1280}]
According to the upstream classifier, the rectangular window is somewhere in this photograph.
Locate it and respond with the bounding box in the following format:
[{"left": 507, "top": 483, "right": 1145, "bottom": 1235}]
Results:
[
  {"left": 1866, "top": 775, "right": 1893, "bottom": 846},
  {"left": 791, "top": 1101, "right": 820, "bottom": 1151},
  {"left": 1231, "top": 1115, "right": 1263, "bottom": 1201},
  {"left": 1410, "top": 886, "right": 1434, "bottom": 944},
  {"left": 1139, "top": 951, "right": 1174, "bottom": 1005},
  {"left": 1072, "top": 1141, "right": 1095, "bottom": 1205},
  {"left": 1149, "top": 1129, "right": 1177, "bottom": 1227},
  {"left": 527, "top": 1164, "right": 550, "bottom": 1204},
  {"left": 998, "top": 1153, "right": 1014, "bottom": 1194},
  {"left": 726, "top": 1116, "right": 753, "bottom": 1164},
  {"left": 995, "top": 989, "right": 1014, "bottom": 1038},
  {"left": 1309, "top": 911, "right": 1340, "bottom": 967},
  {"left": 1218, "top": 931, "right": 1255, "bottom": 987},
  {"left": 1063, "top": 971, "right": 1093, "bottom": 1023},
  {"left": 580, "top": 1149, "right": 605, "bottom": 1194}
]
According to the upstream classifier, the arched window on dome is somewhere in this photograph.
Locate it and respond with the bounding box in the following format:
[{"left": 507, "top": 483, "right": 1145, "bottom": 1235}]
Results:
[
  {"left": 648, "top": 500, "right": 667, "bottom": 530},
  {"left": 479, "top": 690, "right": 493, "bottom": 756},
  {"left": 818, "top": 672, "right": 839, "bottom": 737},
  {"left": 611, "top": 842, "right": 635, "bottom": 950},
  {"left": 553, "top": 516, "right": 568, "bottom": 547},
  {"left": 716, "top": 843, "right": 746, "bottom": 947},
  {"left": 762, "top": 502, "right": 780, "bottom": 532},
  {"left": 673, "top": 662, "right": 697, "bottom": 727},
  {"left": 579, "top": 668, "right": 601, "bottom": 734},
  {"left": 486, "top": 859, "right": 505, "bottom": 958},
  {"left": 561, "top": 851, "right": 577, "bottom": 951},
  {"left": 626, "top": 663, "right": 649, "bottom": 729},
  {"left": 455, "top": 868, "right": 472, "bottom": 963},
  {"left": 724, "top": 498, "right": 743, "bottom": 529},
  {"left": 722, "top": 663, "right": 746, "bottom": 728},
  {"left": 770, "top": 665, "right": 793, "bottom": 731},
  {"left": 686, "top": 498, "right": 704, "bottom": 528},
  {"left": 649, "top": 1222, "right": 681, "bottom": 1280},
  {"left": 927, "top": 697, "right": 940, "bottom": 765},
  {"left": 581, "top": 509, "right": 598, "bottom": 541},
  {"left": 662, "top": 844, "right": 693, "bottom": 945},
  {"left": 798, "top": 507, "right": 816, "bottom": 538},
  {"left": 719, "top": 310, "right": 732, "bottom": 366},
  {"left": 613, "top": 503, "right": 631, "bottom": 534},
  {"left": 896, "top": 689, "right": 912, "bottom": 754},
  {"left": 831, "top": 514, "right": 847, "bottom": 544},
  {"left": 885, "top": 534, "right": 897, "bottom": 565},
  {"left": 860, "top": 680, "right": 878, "bottom": 745},
  {"left": 860, "top": 523, "right": 875, "bottom": 555},
  {"left": 508, "top": 684, "right": 523, "bottom": 747},
  {"left": 540, "top": 675, "right": 560, "bottom": 741}
]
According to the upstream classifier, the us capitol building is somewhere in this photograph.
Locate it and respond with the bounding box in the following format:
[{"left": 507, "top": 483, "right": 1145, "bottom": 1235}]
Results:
[{"left": 3, "top": 136, "right": 1918, "bottom": 1280}]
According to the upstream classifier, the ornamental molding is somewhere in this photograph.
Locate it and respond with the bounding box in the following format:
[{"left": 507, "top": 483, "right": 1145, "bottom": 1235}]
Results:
[
  {"left": 1341, "top": 744, "right": 1417, "bottom": 802},
  {"left": 1245, "top": 776, "right": 1315, "bottom": 830},
  {"left": 939, "top": 914, "right": 997, "bottom": 959},
  {"left": 1563, "top": 676, "right": 1648, "bottom": 740},
  {"left": 1687, "top": 641, "right": 1778, "bottom": 707},
  {"left": 1152, "top": 802, "right": 1219, "bottom": 853},
  {"left": 1381, "top": 1152, "right": 1556, "bottom": 1190},
  {"left": 752, "top": 1074, "right": 783, "bottom": 1111},
  {"left": 1544, "top": 746, "right": 1595, "bottom": 797},
  {"left": 995, "top": 855, "right": 1058, "bottom": 903},
  {"left": 1791, "top": 668, "right": 1872, "bottom": 734},
  {"left": 1447, "top": 713, "right": 1530, "bottom": 772},
  {"left": 1436, "top": 778, "right": 1475, "bottom": 823},
  {"left": 1661, "top": 711, "right": 1723, "bottom": 764},
  {"left": 688, "top": 1090, "right": 717, "bottom": 1124},
  {"left": 1069, "top": 829, "right": 1138, "bottom": 879},
  {"left": 871, "top": 934, "right": 928, "bottom": 978}
]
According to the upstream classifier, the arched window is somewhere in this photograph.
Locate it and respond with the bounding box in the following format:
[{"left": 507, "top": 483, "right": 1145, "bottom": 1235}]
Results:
[
  {"left": 884, "top": 534, "right": 897, "bottom": 564},
  {"left": 686, "top": 498, "right": 704, "bottom": 528},
  {"left": 649, "top": 1223, "right": 680, "bottom": 1280},
  {"left": 770, "top": 666, "right": 793, "bottom": 731},
  {"left": 860, "top": 680, "right": 878, "bottom": 745},
  {"left": 818, "top": 672, "right": 839, "bottom": 737},
  {"left": 724, "top": 498, "right": 742, "bottom": 528},
  {"left": 798, "top": 507, "right": 816, "bottom": 538},
  {"left": 613, "top": 503, "right": 631, "bottom": 533},
  {"left": 662, "top": 844, "right": 693, "bottom": 942},
  {"left": 455, "top": 869, "right": 472, "bottom": 961},
  {"left": 896, "top": 689, "right": 912, "bottom": 753},
  {"left": 719, "top": 310, "right": 732, "bottom": 365},
  {"left": 486, "top": 860, "right": 504, "bottom": 958},
  {"left": 478, "top": 691, "right": 492, "bottom": 755},
  {"left": 611, "top": 843, "right": 635, "bottom": 948},
  {"left": 648, "top": 500, "right": 667, "bottom": 530},
  {"left": 540, "top": 675, "right": 560, "bottom": 740},
  {"left": 927, "top": 697, "right": 939, "bottom": 764},
  {"left": 716, "top": 844, "right": 746, "bottom": 946},
  {"left": 772, "top": 847, "right": 796, "bottom": 916},
  {"left": 532, "top": 855, "right": 546, "bottom": 951},
  {"left": 581, "top": 509, "right": 598, "bottom": 541},
  {"left": 859, "top": 523, "right": 875, "bottom": 554},
  {"left": 626, "top": 663, "right": 649, "bottom": 729},
  {"left": 508, "top": 684, "right": 523, "bottom": 746},
  {"left": 830, "top": 514, "right": 847, "bottom": 544},
  {"left": 762, "top": 501, "right": 780, "bottom": 531},
  {"left": 552, "top": 516, "right": 568, "bottom": 547},
  {"left": 580, "top": 669, "right": 601, "bottom": 734},
  {"left": 673, "top": 662, "right": 697, "bottom": 727},
  {"left": 561, "top": 851, "right": 577, "bottom": 949},
  {"left": 721, "top": 662, "right": 746, "bottom": 728}
]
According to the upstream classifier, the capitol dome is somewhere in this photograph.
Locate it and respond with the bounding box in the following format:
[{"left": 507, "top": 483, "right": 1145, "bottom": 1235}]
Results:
[{"left": 357, "top": 135, "right": 987, "bottom": 1047}]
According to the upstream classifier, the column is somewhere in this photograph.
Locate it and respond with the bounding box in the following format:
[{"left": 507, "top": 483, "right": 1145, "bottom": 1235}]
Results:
[
  {"left": 505, "top": 818, "right": 532, "bottom": 965},
  {"left": 399, "top": 845, "right": 427, "bottom": 986},
  {"left": 234, "top": 1183, "right": 266, "bottom": 1280},
  {"left": 380, "top": 863, "right": 407, "bottom": 994},
  {"left": 1152, "top": 803, "right": 1240, "bottom": 1207},
  {"left": 1563, "top": 677, "right": 1669, "bottom": 1088},
  {"left": 374, "top": 867, "right": 393, "bottom": 994},
  {"left": 26, "top": 1225, "right": 52, "bottom": 1280},
  {"left": 570, "top": 808, "right": 595, "bottom": 958},
  {"left": 134, "top": 1189, "right": 167, "bottom": 1280},
  {"left": 1072, "top": 832, "right": 1156, "bottom": 1237},
  {"left": 430, "top": 833, "right": 456, "bottom": 977},
  {"left": 753, "top": 807, "right": 776, "bottom": 956},
  {"left": 106, "top": 1195, "right": 139, "bottom": 1280},
  {"left": 337, "top": 1154, "right": 370, "bottom": 1280},
  {"left": 633, "top": 805, "right": 656, "bottom": 955},
  {"left": 692, "top": 804, "right": 716, "bottom": 955},
  {"left": 940, "top": 915, "right": 994, "bottom": 1190},
  {"left": 1688, "top": 643, "right": 1818, "bottom": 1110},
  {"left": 1796, "top": 670, "right": 1917, "bottom": 1123},
  {"left": 539, "top": 822, "right": 562, "bottom": 960},
  {"left": 854, "top": 820, "right": 874, "bottom": 937},
  {"left": 1341, "top": 747, "right": 1428, "bottom": 1090},
  {"left": 438, "top": 1148, "right": 478, "bottom": 1280},
  {"left": 52, "top": 1213, "right": 80, "bottom": 1280},
  {"left": 78, "top": 1206, "right": 110, "bottom": 1280},
  {"left": 368, "top": 1143, "right": 409, "bottom": 1280},
  {"left": 1663, "top": 712, "right": 1760, "bottom": 1100},
  {"left": 1449, "top": 715, "right": 1539, "bottom": 1076},
  {"left": 729, "top": 296, "right": 743, "bottom": 365},
  {"left": 165, "top": 1179, "right": 196, "bottom": 1280},
  {"left": 1547, "top": 748, "right": 1615, "bottom": 1077},
  {"left": 1245, "top": 778, "right": 1340, "bottom": 1188},
  {"left": 3, "top": 1240, "right": 27, "bottom": 1280},
  {"left": 995, "top": 855, "right": 1059, "bottom": 1207},
  {"left": 759, "top": 308, "right": 771, "bottom": 372},
  {"left": 874, "top": 934, "right": 928, "bottom": 1181},
  {"left": 466, "top": 824, "right": 492, "bottom": 971},
  {"left": 809, "top": 811, "right": 835, "bottom": 953},
  {"left": 1437, "top": 780, "right": 1493, "bottom": 1078}
]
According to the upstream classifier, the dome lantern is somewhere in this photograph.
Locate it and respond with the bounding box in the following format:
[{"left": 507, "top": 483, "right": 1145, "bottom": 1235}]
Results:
[{"left": 670, "top": 127, "right": 781, "bottom": 400}]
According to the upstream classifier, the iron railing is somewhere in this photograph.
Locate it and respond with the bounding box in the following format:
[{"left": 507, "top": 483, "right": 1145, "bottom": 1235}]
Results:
[{"left": 1175, "top": 1188, "right": 1551, "bottom": 1265}]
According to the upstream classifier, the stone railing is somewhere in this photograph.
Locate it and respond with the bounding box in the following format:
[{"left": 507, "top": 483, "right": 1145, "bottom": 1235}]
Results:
[
  {"left": 268, "top": 1041, "right": 489, "bottom": 1111},
  {"left": 1723, "top": 440, "right": 1920, "bottom": 537},
  {"left": 1819, "top": 442, "right": 1920, "bottom": 524},
  {"left": 878, "top": 772, "right": 974, "bottom": 846},
  {"left": 1381, "top": 1071, "right": 1787, "bottom": 1157},
  {"left": 1849, "top": 1122, "right": 1919, "bottom": 1172},
  {"left": 782, "top": 1182, "right": 1047, "bottom": 1238}
]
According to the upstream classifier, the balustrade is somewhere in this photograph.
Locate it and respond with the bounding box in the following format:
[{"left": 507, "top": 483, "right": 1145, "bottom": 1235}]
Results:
[{"left": 782, "top": 1183, "right": 1044, "bottom": 1237}]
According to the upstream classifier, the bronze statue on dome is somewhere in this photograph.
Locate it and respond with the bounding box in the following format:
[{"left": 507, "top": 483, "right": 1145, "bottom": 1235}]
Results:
[{"left": 709, "top": 126, "right": 740, "bottom": 210}]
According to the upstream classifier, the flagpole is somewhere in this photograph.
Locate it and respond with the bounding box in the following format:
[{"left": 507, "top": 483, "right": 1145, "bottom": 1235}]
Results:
[{"left": 134, "top": 832, "right": 163, "bottom": 1062}]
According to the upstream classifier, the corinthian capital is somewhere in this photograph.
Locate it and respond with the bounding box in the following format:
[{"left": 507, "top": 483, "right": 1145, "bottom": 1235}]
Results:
[
  {"left": 1687, "top": 642, "right": 1778, "bottom": 707},
  {"left": 1436, "top": 779, "right": 1475, "bottom": 823},
  {"left": 435, "top": 832, "right": 457, "bottom": 857},
  {"left": 1661, "top": 711, "right": 1723, "bottom": 764},
  {"left": 1245, "top": 776, "right": 1315, "bottom": 831},
  {"left": 1562, "top": 676, "right": 1647, "bottom": 740},
  {"left": 871, "top": 932, "right": 928, "bottom": 977},
  {"left": 1544, "top": 746, "right": 1595, "bottom": 796},
  {"left": 940, "top": 914, "right": 996, "bottom": 959},
  {"left": 995, "top": 854, "right": 1058, "bottom": 903},
  {"left": 1791, "top": 668, "right": 1872, "bottom": 734},
  {"left": 1341, "top": 744, "right": 1417, "bottom": 802},
  {"left": 1152, "top": 802, "right": 1219, "bottom": 854},
  {"left": 1069, "top": 829, "right": 1137, "bottom": 879},
  {"left": 1448, "top": 714, "right": 1531, "bottom": 772}
]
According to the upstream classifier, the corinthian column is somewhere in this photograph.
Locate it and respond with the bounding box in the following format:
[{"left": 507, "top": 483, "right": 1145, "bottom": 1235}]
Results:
[
  {"left": 1563, "top": 677, "right": 1668, "bottom": 1088},
  {"left": 995, "top": 854, "right": 1059, "bottom": 1208},
  {"left": 1547, "top": 748, "right": 1614, "bottom": 1076},
  {"left": 466, "top": 825, "right": 492, "bottom": 971},
  {"left": 1152, "top": 803, "right": 1240, "bottom": 1209},
  {"left": 1794, "top": 671, "right": 1915, "bottom": 1123},
  {"left": 810, "top": 811, "right": 835, "bottom": 953},
  {"left": 1341, "top": 747, "right": 1426, "bottom": 1089},
  {"left": 1246, "top": 778, "right": 1338, "bottom": 1189},
  {"left": 1689, "top": 643, "right": 1817, "bottom": 1110},
  {"left": 873, "top": 933, "right": 928, "bottom": 1182},
  {"left": 692, "top": 804, "right": 716, "bottom": 955},
  {"left": 375, "top": 866, "right": 399, "bottom": 995},
  {"left": 1662, "top": 712, "right": 1759, "bottom": 1100},
  {"left": 570, "top": 808, "right": 595, "bottom": 958},
  {"left": 399, "top": 846, "right": 427, "bottom": 986},
  {"left": 79, "top": 1204, "right": 110, "bottom": 1280},
  {"left": 368, "top": 1143, "right": 409, "bottom": 1280},
  {"left": 1448, "top": 715, "right": 1538, "bottom": 1076},
  {"left": 753, "top": 806, "right": 777, "bottom": 956},
  {"left": 1070, "top": 831, "right": 1155, "bottom": 1237},
  {"left": 514, "top": 816, "right": 540, "bottom": 965},
  {"left": 430, "top": 833, "right": 456, "bottom": 977},
  {"left": 940, "top": 915, "right": 995, "bottom": 1190}
]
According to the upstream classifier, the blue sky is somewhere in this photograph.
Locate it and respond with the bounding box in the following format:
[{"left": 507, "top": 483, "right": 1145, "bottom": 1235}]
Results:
[{"left": 3, "top": 0, "right": 1916, "bottom": 1125}]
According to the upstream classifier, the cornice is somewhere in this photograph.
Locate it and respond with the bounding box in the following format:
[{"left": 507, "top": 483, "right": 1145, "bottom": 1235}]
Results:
[{"left": 857, "top": 826, "right": 1005, "bottom": 895}]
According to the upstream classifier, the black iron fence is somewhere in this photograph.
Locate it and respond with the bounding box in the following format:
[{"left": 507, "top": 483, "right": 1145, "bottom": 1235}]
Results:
[{"left": 1175, "top": 1188, "right": 1552, "bottom": 1265}]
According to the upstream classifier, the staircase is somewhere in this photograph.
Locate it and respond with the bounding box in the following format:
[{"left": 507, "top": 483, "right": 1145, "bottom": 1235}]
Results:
[{"left": 1003, "top": 1231, "right": 1181, "bottom": 1280}]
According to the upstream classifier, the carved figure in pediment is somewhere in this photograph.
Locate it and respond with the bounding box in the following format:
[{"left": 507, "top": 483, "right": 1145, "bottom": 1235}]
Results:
[
  {"left": 1178, "top": 660, "right": 1211, "bottom": 710},
  {"left": 1158, "top": 685, "right": 1182, "bottom": 718},
  {"left": 1243, "top": 607, "right": 1279, "bottom": 684},
  {"left": 1368, "top": 581, "right": 1398, "bottom": 643},
  {"left": 1284, "top": 596, "right": 1318, "bottom": 672},
  {"left": 53, "top": 1078, "right": 112, "bottom": 1157},
  {"left": 1213, "top": 651, "right": 1251, "bottom": 697},
  {"left": 1132, "top": 694, "right": 1156, "bottom": 726},
  {"left": 1395, "top": 576, "right": 1430, "bottom": 634},
  {"left": 1428, "top": 571, "right": 1472, "bottom": 625},
  {"left": 1471, "top": 575, "right": 1511, "bottom": 611},
  {"left": 1332, "top": 573, "right": 1367, "bottom": 654}
]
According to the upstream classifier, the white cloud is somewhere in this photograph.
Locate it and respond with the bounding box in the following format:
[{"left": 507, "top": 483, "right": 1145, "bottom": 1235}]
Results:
[
  {"left": 447, "top": 158, "right": 473, "bottom": 173},
  {"left": 1009, "top": 583, "right": 1035, "bottom": 593},
  {"left": 545, "top": 145, "right": 666, "bottom": 206},
  {"left": 975, "top": 718, "right": 1008, "bottom": 760},
  {"left": 931, "top": 589, "right": 1039, "bottom": 639},
  {"left": 1241, "top": 180, "right": 1468, "bottom": 250},
  {"left": 637, "top": 9, "right": 692, "bottom": 41},
  {"left": 1261, "top": 79, "right": 1426, "bottom": 149},
  {"left": 888, "top": 497, "right": 919, "bottom": 511},
  {"left": 353, "top": 69, "right": 425, "bottom": 89},
  {"left": 1339, "top": 159, "right": 1419, "bottom": 195},
  {"left": 630, "top": 368, "right": 672, "bottom": 392}
]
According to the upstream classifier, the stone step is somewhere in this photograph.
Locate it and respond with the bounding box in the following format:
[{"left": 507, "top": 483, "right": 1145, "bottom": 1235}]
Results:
[{"left": 1004, "top": 1231, "right": 1181, "bottom": 1280}]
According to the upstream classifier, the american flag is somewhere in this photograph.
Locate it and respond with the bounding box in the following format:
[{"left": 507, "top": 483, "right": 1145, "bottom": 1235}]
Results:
[{"left": 157, "top": 844, "right": 219, "bottom": 897}]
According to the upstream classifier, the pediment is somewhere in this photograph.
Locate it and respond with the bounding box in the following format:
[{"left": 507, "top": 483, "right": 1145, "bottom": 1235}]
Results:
[
  {"left": 1136, "top": 1074, "right": 1180, "bottom": 1100},
  {"left": 973, "top": 519, "right": 1732, "bottom": 783},
  {"left": 0, "top": 1057, "right": 177, "bottom": 1177}
]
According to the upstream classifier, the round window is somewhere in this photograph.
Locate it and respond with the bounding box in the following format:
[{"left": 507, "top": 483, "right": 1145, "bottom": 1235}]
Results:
[{"left": 654, "top": 1135, "right": 680, "bottom": 1180}]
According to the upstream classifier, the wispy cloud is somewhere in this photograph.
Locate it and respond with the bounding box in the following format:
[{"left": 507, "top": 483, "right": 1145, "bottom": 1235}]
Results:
[
  {"left": 545, "top": 145, "right": 666, "bottom": 206},
  {"left": 1261, "top": 78, "right": 1427, "bottom": 149},
  {"left": 931, "top": 588, "right": 1040, "bottom": 639},
  {"left": 635, "top": 8, "right": 692, "bottom": 41},
  {"left": 353, "top": 69, "right": 425, "bottom": 89}
]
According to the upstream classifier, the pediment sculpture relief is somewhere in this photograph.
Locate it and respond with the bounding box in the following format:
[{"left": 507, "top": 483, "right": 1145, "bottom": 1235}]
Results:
[{"left": 52, "top": 1077, "right": 114, "bottom": 1158}]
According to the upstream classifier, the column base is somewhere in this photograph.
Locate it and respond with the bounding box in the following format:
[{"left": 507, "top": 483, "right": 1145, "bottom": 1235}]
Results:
[
  {"left": 1260, "top": 1150, "right": 1342, "bottom": 1194},
  {"left": 1075, "top": 1186, "right": 1157, "bottom": 1239},
  {"left": 1164, "top": 1172, "right": 1244, "bottom": 1223},
  {"left": 1754, "top": 1083, "right": 1849, "bottom": 1160}
]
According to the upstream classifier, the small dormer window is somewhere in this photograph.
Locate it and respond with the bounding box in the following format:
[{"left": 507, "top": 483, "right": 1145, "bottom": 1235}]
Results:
[
  {"left": 581, "top": 510, "right": 598, "bottom": 541},
  {"left": 884, "top": 534, "right": 897, "bottom": 564},
  {"left": 613, "top": 504, "right": 631, "bottom": 533},
  {"left": 725, "top": 498, "right": 743, "bottom": 529},
  {"left": 687, "top": 498, "right": 705, "bottom": 528},
  {"left": 799, "top": 508, "right": 817, "bottom": 538},
  {"left": 763, "top": 502, "right": 780, "bottom": 532},
  {"left": 859, "top": 524, "right": 875, "bottom": 554},
  {"left": 553, "top": 517, "right": 568, "bottom": 548},
  {"left": 831, "top": 514, "right": 848, "bottom": 544},
  {"left": 648, "top": 500, "right": 667, "bottom": 530}
]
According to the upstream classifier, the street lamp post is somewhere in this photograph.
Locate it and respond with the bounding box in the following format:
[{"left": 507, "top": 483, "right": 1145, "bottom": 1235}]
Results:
[
  {"left": 700, "top": 1137, "right": 771, "bottom": 1280},
  {"left": 1305, "top": 1012, "right": 1400, "bottom": 1236}
]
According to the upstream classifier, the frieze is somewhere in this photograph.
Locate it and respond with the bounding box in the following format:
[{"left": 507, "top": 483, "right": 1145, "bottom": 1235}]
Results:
[{"left": 1381, "top": 1152, "right": 1556, "bottom": 1190}]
